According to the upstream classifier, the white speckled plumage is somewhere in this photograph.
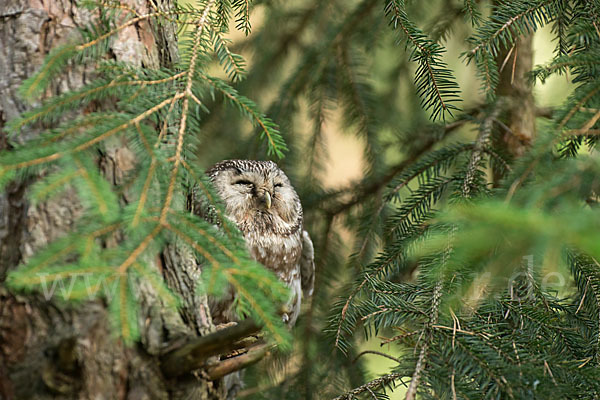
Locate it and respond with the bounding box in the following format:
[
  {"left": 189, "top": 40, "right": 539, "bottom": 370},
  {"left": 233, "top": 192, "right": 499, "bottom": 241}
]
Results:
[{"left": 206, "top": 160, "right": 315, "bottom": 326}]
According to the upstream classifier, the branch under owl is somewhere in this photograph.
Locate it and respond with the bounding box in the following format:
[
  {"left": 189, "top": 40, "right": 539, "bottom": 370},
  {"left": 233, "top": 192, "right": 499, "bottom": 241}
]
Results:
[
  {"left": 206, "top": 342, "right": 274, "bottom": 380},
  {"left": 160, "top": 319, "right": 264, "bottom": 378}
]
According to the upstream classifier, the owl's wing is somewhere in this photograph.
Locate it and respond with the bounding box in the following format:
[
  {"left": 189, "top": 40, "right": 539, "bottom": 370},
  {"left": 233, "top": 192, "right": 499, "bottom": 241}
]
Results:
[{"left": 300, "top": 230, "right": 315, "bottom": 298}]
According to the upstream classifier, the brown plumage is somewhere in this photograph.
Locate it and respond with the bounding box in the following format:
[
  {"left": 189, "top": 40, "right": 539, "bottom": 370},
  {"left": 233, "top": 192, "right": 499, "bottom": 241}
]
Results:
[{"left": 205, "top": 160, "right": 314, "bottom": 326}]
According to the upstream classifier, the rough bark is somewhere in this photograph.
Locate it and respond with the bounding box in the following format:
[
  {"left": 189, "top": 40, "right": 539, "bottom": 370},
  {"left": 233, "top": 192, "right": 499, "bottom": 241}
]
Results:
[{"left": 0, "top": 1, "right": 225, "bottom": 399}]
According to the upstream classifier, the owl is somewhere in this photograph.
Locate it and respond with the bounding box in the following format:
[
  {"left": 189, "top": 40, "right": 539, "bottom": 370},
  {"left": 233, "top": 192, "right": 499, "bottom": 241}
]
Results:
[{"left": 205, "top": 160, "right": 315, "bottom": 326}]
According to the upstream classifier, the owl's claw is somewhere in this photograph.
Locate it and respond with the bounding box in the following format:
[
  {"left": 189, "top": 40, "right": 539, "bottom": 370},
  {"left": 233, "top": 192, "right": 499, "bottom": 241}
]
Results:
[{"left": 280, "top": 304, "right": 292, "bottom": 324}]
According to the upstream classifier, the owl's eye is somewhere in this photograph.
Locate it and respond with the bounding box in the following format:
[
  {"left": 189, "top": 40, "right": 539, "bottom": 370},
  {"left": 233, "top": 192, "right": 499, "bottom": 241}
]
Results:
[
  {"left": 274, "top": 182, "right": 284, "bottom": 188},
  {"left": 234, "top": 179, "right": 254, "bottom": 186}
]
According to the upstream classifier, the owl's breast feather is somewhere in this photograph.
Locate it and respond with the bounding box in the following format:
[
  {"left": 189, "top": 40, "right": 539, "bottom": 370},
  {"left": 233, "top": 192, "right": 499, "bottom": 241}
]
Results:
[{"left": 245, "top": 230, "right": 303, "bottom": 283}]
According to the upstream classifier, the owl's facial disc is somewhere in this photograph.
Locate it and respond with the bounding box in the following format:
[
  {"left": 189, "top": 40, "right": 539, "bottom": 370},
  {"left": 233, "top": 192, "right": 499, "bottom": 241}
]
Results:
[
  {"left": 208, "top": 160, "right": 300, "bottom": 226},
  {"left": 232, "top": 175, "right": 274, "bottom": 211}
]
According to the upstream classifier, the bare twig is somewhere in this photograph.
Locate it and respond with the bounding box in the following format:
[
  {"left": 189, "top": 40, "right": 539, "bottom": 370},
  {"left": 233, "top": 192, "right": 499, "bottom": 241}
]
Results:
[{"left": 353, "top": 350, "right": 402, "bottom": 364}]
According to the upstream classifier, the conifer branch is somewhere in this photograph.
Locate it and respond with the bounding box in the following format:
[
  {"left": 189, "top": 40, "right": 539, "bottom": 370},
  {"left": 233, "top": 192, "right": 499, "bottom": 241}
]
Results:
[
  {"left": 466, "top": 1, "right": 552, "bottom": 58},
  {"left": 21, "top": 11, "right": 192, "bottom": 99},
  {"left": 233, "top": 0, "right": 252, "bottom": 35},
  {"left": 462, "top": 107, "right": 500, "bottom": 197},
  {"left": 14, "top": 72, "right": 186, "bottom": 130},
  {"left": 405, "top": 281, "right": 443, "bottom": 400},
  {"left": 559, "top": 86, "right": 600, "bottom": 129},
  {"left": 332, "top": 373, "right": 404, "bottom": 400},
  {"left": 568, "top": 109, "right": 600, "bottom": 136},
  {"left": 162, "top": 222, "right": 222, "bottom": 274},
  {"left": 132, "top": 159, "right": 157, "bottom": 227},
  {"left": 161, "top": 0, "right": 215, "bottom": 223},
  {"left": 168, "top": 212, "right": 239, "bottom": 263},
  {"left": 385, "top": 0, "right": 461, "bottom": 120},
  {"left": 156, "top": 92, "right": 181, "bottom": 147},
  {"left": 117, "top": 224, "right": 163, "bottom": 274},
  {"left": 162, "top": 216, "right": 288, "bottom": 343},
  {"left": 405, "top": 343, "right": 428, "bottom": 400},
  {"left": 3, "top": 94, "right": 183, "bottom": 171},
  {"left": 74, "top": 11, "right": 182, "bottom": 52},
  {"left": 199, "top": 75, "right": 286, "bottom": 157},
  {"left": 72, "top": 157, "right": 108, "bottom": 215},
  {"left": 380, "top": 330, "right": 421, "bottom": 345},
  {"left": 226, "top": 274, "right": 286, "bottom": 345},
  {"left": 180, "top": 159, "right": 235, "bottom": 240}
]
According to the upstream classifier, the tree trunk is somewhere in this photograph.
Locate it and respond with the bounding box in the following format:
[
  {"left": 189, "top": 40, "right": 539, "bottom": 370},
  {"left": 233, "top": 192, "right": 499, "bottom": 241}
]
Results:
[
  {"left": 492, "top": 0, "right": 536, "bottom": 160},
  {"left": 495, "top": 34, "right": 536, "bottom": 158},
  {"left": 0, "top": 1, "right": 227, "bottom": 399}
]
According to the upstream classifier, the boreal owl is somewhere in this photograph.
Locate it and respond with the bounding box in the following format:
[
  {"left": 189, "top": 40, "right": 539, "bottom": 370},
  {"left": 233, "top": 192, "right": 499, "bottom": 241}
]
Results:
[{"left": 206, "top": 160, "right": 314, "bottom": 326}]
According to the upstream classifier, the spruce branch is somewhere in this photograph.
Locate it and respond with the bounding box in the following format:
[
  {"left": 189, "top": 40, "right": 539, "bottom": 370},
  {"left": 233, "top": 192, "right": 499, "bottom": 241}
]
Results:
[
  {"left": 463, "top": 0, "right": 482, "bottom": 26},
  {"left": 466, "top": 0, "right": 553, "bottom": 60},
  {"left": 1, "top": 94, "right": 183, "bottom": 172},
  {"left": 385, "top": 0, "right": 461, "bottom": 120},
  {"left": 558, "top": 84, "right": 600, "bottom": 129},
  {"left": 198, "top": 75, "right": 286, "bottom": 158},
  {"left": 353, "top": 350, "right": 402, "bottom": 364},
  {"left": 404, "top": 281, "right": 443, "bottom": 400},
  {"left": 462, "top": 106, "right": 501, "bottom": 198},
  {"left": 405, "top": 342, "right": 428, "bottom": 400},
  {"left": 161, "top": 0, "right": 215, "bottom": 222},
  {"left": 379, "top": 329, "right": 421, "bottom": 345},
  {"left": 12, "top": 72, "right": 186, "bottom": 131},
  {"left": 131, "top": 158, "right": 158, "bottom": 227},
  {"left": 570, "top": 109, "right": 600, "bottom": 136},
  {"left": 212, "top": 32, "right": 246, "bottom": 82},
  {"left": 162, "top": 214, "right": 289, "bottom": 345},
  {"left": 232, "top": 0, "right": 252, "bottom": 35},
  {"left": 332, "top": 372, "right": 404, "bottom": 400}
]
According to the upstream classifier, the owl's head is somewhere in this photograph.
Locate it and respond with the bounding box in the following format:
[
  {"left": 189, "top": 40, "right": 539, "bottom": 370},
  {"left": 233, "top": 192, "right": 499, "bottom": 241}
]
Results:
[{"left": 207, "top": 160, "right": 302, "bottom": 232}]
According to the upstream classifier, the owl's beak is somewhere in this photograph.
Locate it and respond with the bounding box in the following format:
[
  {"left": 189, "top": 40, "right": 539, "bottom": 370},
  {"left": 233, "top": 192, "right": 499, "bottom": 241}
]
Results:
[{"left": 263, "top": 191, "right": 272, "bottom": 209}]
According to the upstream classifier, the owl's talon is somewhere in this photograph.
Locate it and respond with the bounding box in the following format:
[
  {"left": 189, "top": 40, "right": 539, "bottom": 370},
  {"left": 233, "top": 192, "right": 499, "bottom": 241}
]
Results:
[
  {"left": 215, "top": 322, "right": 237, "bottom": 330},
  {"left": 280, "top": 304, "right": 292, "bottom": 314}
]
